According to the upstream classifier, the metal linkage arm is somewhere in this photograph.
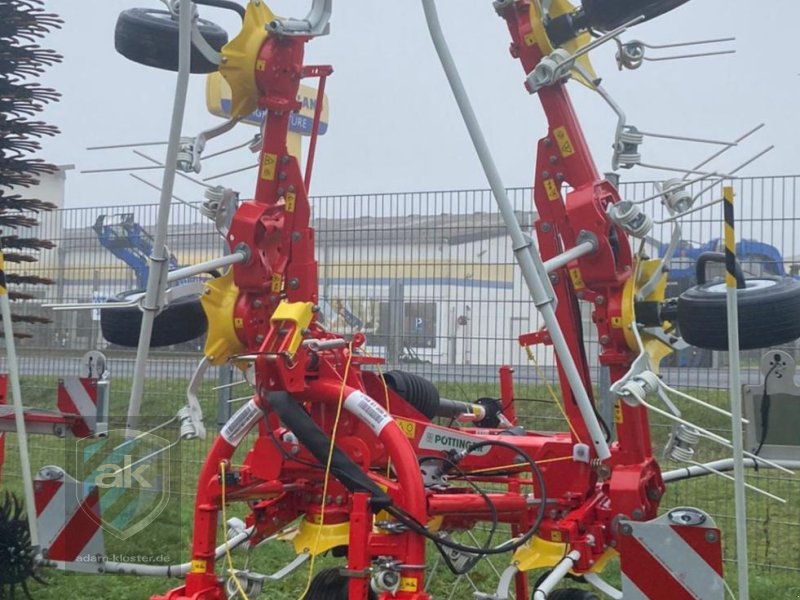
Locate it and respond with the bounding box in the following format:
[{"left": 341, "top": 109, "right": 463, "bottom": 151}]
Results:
[
  {"left": 267, "top": 0, "right": 332, "bottom": 37},
  {"left": 422, "top": 0, "right": 610, "bottom": 460}
]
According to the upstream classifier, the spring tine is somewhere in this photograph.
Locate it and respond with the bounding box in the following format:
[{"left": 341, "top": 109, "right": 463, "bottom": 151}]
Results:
[
  {"left": 642, "top": 37, "right": 736, "bottom": 50},
  {"left": 645, "top": 49, "right": 736, "bottom": 62},
  {"left": 687, "top": 123, "right": 765, "bottom": 177}
]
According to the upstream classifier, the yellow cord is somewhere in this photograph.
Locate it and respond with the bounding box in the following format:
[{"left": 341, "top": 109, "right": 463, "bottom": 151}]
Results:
[
  {"left": 296, "top": 342, "right": 354, "bottom": 600},
  {"left": 466, "top": 455, "right": 573, "bottom": 475},
  {"left": 525, "top": 346, "right": 582, "bottom": 443},
  {"left": 355, "top": 346, "right": 393, "bottom": 478},
  {"left": 220, "top": 461, "right": 251, "bottom": 600},
  {"left": 371, "top": 356, "right": 393, "bottom": 478}
]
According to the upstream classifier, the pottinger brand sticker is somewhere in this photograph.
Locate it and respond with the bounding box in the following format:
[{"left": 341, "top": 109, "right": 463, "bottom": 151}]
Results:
[
  {"left": 344, "top": 391, "right": 393, "bottom": 435},
  {"left": 221, "top": 399, "right": 263, "bottom": 445},
  {"left": 418, "top": 426, "right": 490, "bottom": 456}
]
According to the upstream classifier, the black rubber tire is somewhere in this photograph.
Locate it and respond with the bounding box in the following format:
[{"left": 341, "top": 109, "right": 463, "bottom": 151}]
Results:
[
  {"left": 383, "top": 370, "right": 440, "bottom": 419},
  {"left": 302, "top": 568, "right": 377, "bottom": 600},
  {"left": 114, "top": 8, "right": 228, "bottom": 73},
  {"left": 100, "top": 289, "right": 207, "bottom": 348},
  {"left": 544, "top": 589, "right": 600, "bottom": 600},
  {"left": 677, "top": 277, "right": 800, "bottom": 351}
]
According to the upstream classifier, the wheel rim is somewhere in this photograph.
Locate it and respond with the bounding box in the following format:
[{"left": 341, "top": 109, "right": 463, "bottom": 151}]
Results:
[{"left": 704, "top": 279, "right": 777, "bottom": 294}]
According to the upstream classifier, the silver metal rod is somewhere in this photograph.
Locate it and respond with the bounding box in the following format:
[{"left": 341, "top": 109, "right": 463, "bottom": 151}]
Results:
[
  {"left": 204, "top": 137, "right": 254, "bottom": 160},
  {"left": 87, "top": 140, "right": 168, "bottom": 151},
  {"left": 81, "top": 165, "right": 164, "bottom": 174},
  {"left": 204, "top": 162, "right": 259, "bottom": 181},
  {"left": 689, "top": 145, "right": 774, "bottom": 203},
  {"left": 723, "top": 186, "right": 750, "bottom": 599},
  {"left": 687, "top": 123, "right": 764, "bottom": 177},
  {"left": 133, "top": 150, "right": 213, "bottom": 189},
  {"left": 637, "top": 162, "right": 730, "bottom": 177},
  {"left": 86, "top": 527, "right": 253, "bottom": 576},
  {"left": 126, "top": 0, "right": 193, "bottom": 436},
  {"left": 422, "top": 0, "right": 610, "bottom": 459},
  {"left": 166, "top": 251, "right": 247, "bottom": 283},
  {"left": 542, "top": 240, "right": 596, "bottom": 273},
  {"left": 0, "top": 291, "right": 39, "bottom": 547},
  {"left": 632, "top": 172, "right": 719, "bottom": 205},
  {"left": 129, "top": 174, "right": 197, "bottom": 210},
  {"left": 533, "top": 550, "right": 581, "bottom": 599},
  {"left": 645, "top": 50, "right": 735, "bottom": 62},
  {"left": 687, "top": 459, "right": 785, "bottom": 503},
  {"left": 662, "top": 458, "right": 800, "bottom": 483},
  {"left": 638, "top": 130, "right": 736, "bottom": 146},
  {"left": 644, "top": 36, "right": 736, "bottom": 50}
]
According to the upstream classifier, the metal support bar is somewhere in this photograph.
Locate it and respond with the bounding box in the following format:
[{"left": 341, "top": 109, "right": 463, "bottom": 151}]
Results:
[
  {"left": 542, "top": 238, "right": 597, "bottom": 273},
  {"left": 723, "top": 185, "right": 749, "bottom": 599},
  {"left": 532, "top": 550, "right": 580, "bottom": 599},
  {"left": 0, "top": 267, "right": 39, "bottom": 547},
  {"left": 662, "top": 457, "right": 800, "bottom": 483},
  {"left": 126, "top": 0, "right": 193, "bottom": 436},
  {"left": 166, "top": 251, "right": 247, "bottom": 283},
  {"left": 421, "top": 0, "right": 610, "bottom": 459}
]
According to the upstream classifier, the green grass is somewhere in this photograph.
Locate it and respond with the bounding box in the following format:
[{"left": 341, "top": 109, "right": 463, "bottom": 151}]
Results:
[{"left": 2, "top": 376, "right": 799, "bottom": 598}]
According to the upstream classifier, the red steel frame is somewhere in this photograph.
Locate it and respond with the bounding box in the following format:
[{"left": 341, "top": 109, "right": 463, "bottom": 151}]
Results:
[{"left": 156, "top": 5, "right": 671, "bottom": 600}]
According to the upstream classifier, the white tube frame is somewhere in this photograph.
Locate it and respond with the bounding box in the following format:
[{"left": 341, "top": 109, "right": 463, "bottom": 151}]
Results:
[
  {"left": 126, "top": 0, "right": 194, "bottom": 436},
  {"left": 1, "top": 291, "right": 39, "bottom": 547}
]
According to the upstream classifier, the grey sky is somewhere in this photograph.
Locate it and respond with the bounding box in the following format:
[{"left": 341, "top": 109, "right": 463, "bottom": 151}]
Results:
[{"left": 39, "top": 1, "right": 800, "bottom": 209}]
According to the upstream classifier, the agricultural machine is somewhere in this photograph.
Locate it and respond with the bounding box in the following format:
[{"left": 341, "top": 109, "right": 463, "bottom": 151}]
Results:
[
  {"left": 92, "top": 213, "right": 180, "bottom": 290},
  {"left": 4, "top": 0, "right": 800, "bottom": 599}
]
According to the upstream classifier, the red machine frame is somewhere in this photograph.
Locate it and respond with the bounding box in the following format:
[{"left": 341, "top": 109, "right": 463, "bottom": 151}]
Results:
[{"left": 156, "top": 4, "right": 683, "bottom": 600}]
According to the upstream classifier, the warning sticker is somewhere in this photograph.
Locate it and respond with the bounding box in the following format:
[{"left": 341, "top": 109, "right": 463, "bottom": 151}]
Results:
[
  {"left": 190, "top": 559, "right": 207, "bottom": 573},
  {"left": 286, "top": 192, "right": 296, "bottom": 213},
  {"left": 395, "top": 418, "right": 417, "bottom": 439},
  {"left": 221, "top": 399, "right": 262, "bottom": 446},
  {"left": 614, "top": 401, "right": 624, "bottom": 424},
  {"left": 344, "top": 391, "right": 392, "bottom": 436},
  {"left": 553, "top": 126, "right": 575, "bottom": 158},
  {"left": 418, "top": 426, "right": 490, "bottom": 456},
  {"left": 544, "top": 178, "right": 560, "bottom": 201},
  {"left": 569, "top": 267, "right": 585, "bottom": 290},
  {"left": 260, "top": 152, "right": 277, "bottom": 180},
  {"left": 271, "top": 273, "right": 283, "bottom": 293},
  {"left": 399, "top": 577, "right": 419, "bottom": 592}
]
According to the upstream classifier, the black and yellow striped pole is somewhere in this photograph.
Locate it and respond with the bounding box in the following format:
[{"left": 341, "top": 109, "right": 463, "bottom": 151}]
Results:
[
  {"left": 723, "top": 185, "right": 750, "bottom": 599},
  {"left": 0, "top": 249, "right": 40, "bottom": 548}
]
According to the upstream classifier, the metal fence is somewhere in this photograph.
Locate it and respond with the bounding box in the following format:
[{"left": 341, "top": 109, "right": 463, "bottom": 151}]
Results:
[{"left": 1, "top": 174, "right": 799, "bottom": 575}]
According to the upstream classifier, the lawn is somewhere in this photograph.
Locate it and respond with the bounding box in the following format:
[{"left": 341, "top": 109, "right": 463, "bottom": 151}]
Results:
[{"left": 1, "top": 373, "right": 798, "bottom": 598}]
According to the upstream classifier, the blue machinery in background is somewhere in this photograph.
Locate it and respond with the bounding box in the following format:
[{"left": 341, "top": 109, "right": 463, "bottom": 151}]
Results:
[
  {"left": 659, "top": 237, "right": 791, "bottom": 285},
  {"left": 92, "top": 214, "right": 179, "bottom": 288},
  {"left": 658, "top": 237, "right": 797, "bottom": 367}
]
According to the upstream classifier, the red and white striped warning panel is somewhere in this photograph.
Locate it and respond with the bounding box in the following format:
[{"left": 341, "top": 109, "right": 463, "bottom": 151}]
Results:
[
  {"left": 619, "top": 507, "right": 724, "bottom": 599},
  {"left": 35, "top": 465, "right": 105, "bottom": 572},
  {"left": 57, "top": 376, "right": 107, "bottom": 438}
]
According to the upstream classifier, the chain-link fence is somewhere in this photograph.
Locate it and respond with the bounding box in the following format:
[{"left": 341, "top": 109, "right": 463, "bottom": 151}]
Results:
[{"left": 1, "top": 175, "right": 798, "bottom": 575}]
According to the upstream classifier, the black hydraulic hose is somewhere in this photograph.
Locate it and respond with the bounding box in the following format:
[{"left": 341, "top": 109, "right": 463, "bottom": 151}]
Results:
[
  {"left": 695, "top": 252, "right": 746, "bottom": 289},
  {"left": 387, "top": 439, "right": 547, "bottom": 556},
  {"left": 266, "top": 392, "right": 391, "bottom": 510}
]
